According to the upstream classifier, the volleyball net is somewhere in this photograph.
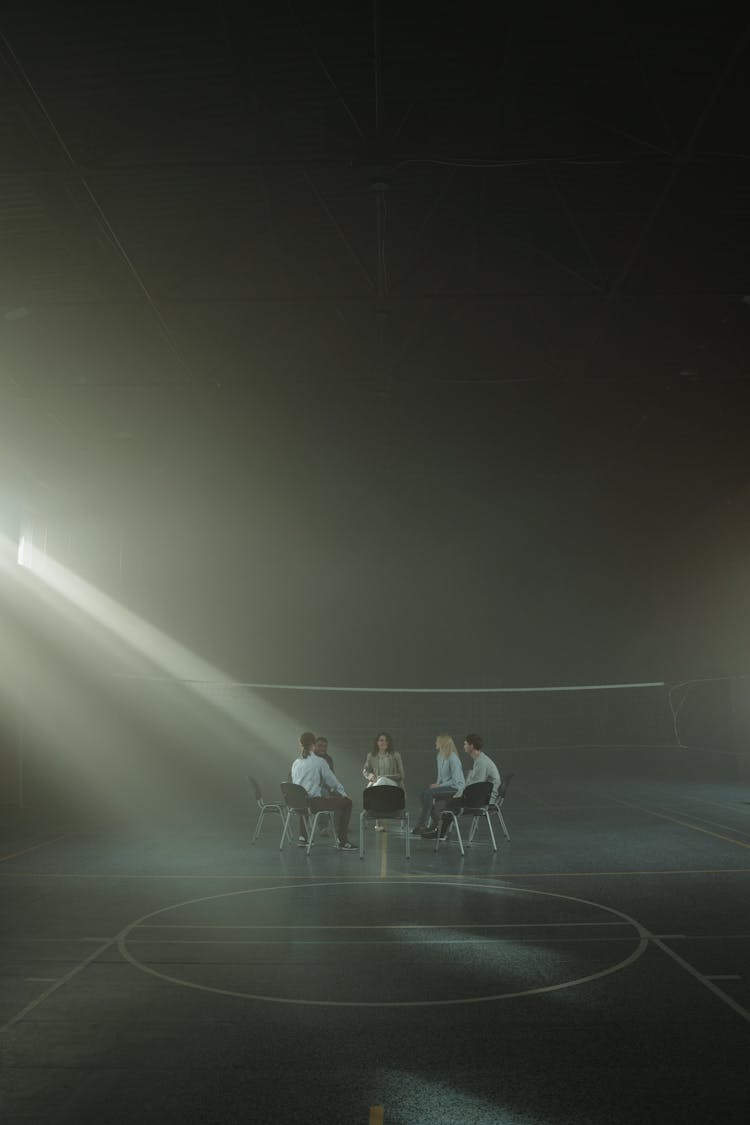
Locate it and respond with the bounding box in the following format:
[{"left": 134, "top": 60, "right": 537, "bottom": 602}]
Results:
[{"left": 106, "top": 675, "right": 701, "bottom": 753}]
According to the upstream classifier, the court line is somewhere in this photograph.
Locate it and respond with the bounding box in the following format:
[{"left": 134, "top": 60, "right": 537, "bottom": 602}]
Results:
[
  {"left": 116, "top": 878, "right": 651, "bottom": 1007},
  {"left": 1, "top": 866, "right": 750, "bottom": 880},
  {"left": 609, "top": 799, "right": 750, "bottom": 850},
  {"left": 641, "top": 805, "right": 750, "bottom": 839},
  {"left": 690, "top": 798, "right": 750, "bottom": 816},
  {"left": 0, "top": 836, "right": 66, "bottom": 863},
  {"left": 648, "top": 931, "right": 750, "bottom": 1024},
  {"left": 0, "top": 937, "right": 115, "bottom": 1035},
  {"left": 133, "top": 921, "right": 628, "bottom": 930},
  {"left": 120, "top": 935, "right": 648, "bottom": 945}
]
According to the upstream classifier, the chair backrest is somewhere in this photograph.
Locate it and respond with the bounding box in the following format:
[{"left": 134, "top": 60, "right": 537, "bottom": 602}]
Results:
[
  {"left": 363, "top": 785, "right": 406, "bottom": 814},
  {"left": 497, "top": 772, "right": 515, "bottom": 801},
  {"left": 281, "top": 781, "right": 310, "bottom": 811},
  {"left": 458, "top": 780, "right": 493, "bottom": 810},
  {"left": 248, "top": 776, "right": 263, "bottom": 805}
]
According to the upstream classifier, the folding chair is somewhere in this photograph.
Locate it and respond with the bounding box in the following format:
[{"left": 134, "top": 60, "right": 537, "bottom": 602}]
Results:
[
  {"left": 470, "top": 771, "right": 514, "bottom": 845},
  {"left": 279, "top": 782, "right": 336, "bottom": 855},
  {"left": 434, "top": 780, "right": 495, "bottom": 857},
  {"left": 248, "top": 776, "right": 286, "bottom": 844},
  {"left": 359, "top": 785, "right": 410, "bottom": 860}
]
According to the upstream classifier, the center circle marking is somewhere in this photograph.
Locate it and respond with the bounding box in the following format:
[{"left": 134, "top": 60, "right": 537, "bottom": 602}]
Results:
[{"left": 117, "top": 880, "right": 649, "bottom": 1007}]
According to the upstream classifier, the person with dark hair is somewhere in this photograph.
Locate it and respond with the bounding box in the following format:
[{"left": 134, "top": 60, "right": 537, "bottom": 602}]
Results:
[
  {"left": 291, "top": 731, "right": 355, "bottom": 850},
  {"left": 422, "top": 734, "right": 501, "bottom": 839},
  {"left": 314, "top": 735, "right": 334, "bottom": 773},
  {"left": 292, "top": 732, "right": 318, "bottom": 845},
  {"left": 314, "top": 736, "right": 335, "bottom": 836},
  {"left": 363, "top": 731, "right": 406, "bottom": 832}
]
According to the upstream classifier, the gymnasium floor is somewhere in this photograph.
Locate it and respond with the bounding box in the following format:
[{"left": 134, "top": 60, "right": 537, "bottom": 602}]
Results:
[{"left": 1, "top": 763, "right": 749, "bottom": 1124}]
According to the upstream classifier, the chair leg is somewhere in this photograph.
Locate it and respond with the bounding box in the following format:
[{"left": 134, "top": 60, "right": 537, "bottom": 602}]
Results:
[
  {"left": 496, "top": 807, "right": 510, "bottom": 841},
  {"left": 279, "top": 811, "right": 292, "bottom": 850},
  {"left": 307, "top": 811, "right": 325, "bottom": 855},
  {"left": 404, "top": 812, "right": 411, "bottom": 859},
  {"left": 252, "top": 806, "right": 266, "bottom": 844},
  {"left": 359, "top": 811, "right": 366, "bottom": 859},
  {"left": 484, "top": 810, "right": 498, "bottom": 851},
  {"left": 435, "top": 813, "right": 464, "bottom": 856},
  {"left": 468, "top": 815, "right": 479, "bottom": 845}
]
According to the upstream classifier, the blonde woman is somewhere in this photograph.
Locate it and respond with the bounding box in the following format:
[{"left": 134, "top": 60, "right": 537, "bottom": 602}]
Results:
[
  {"left": 412, "top": 733, "right": 464, "bottom": 834},
  {"left": 363, "top": 731, "right": 405, "bottom": 831}
]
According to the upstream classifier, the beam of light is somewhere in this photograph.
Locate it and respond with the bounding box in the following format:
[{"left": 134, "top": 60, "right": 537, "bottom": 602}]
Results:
[
  {"left": 0, "top": 532, "right": 307, "bottom": 826},
  {"left": 375, "top": 1071, "right": 553, "bottom": 1125}
]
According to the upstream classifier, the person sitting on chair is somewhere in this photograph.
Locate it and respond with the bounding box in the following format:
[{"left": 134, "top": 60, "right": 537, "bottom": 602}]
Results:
[
  {"left": 314, "top": 736, "right": 335, "bottom": 836},
  {"left": 363, "top": 731, "right": 405, "bottom": 832},
  {"left": 291, "top": 731, "right": 355, "bottom": 850},
  {"left": 412, "top": 733, "right": 464, "bottom": 834},
  {"left": 422, "top": 733, "right": 501, "bottom": 839}
]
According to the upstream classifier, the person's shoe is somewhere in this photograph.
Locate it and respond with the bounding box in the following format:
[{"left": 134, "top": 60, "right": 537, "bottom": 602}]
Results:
[
  {"left": 421, "top": 828, "right": 439, "bottom": 838},
  {"left": 336, "top": 840, "right": 355, "bottom": 850},
  {"left": 319, "top": 827, "right": 330, "bottom": 837},
  {"left": 374, "top": 824, "right": 386, "bottom": 832},
  {"left": 410, "top": 825, "right": 426, "bottom": 835},
  {"left": 298, "top": 836, "right": 312, "bottom": 848}
]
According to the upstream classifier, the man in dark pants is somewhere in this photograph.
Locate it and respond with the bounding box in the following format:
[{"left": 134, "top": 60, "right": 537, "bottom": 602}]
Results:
[
  {"left": 291, "top": 731, "right": 354, "bottom": 850},
  {"left": 314, "top": 736, "right": 335, "bottom": 836},
  {"left": 422, "top": 734, "right": 501, "bottom": 840}
]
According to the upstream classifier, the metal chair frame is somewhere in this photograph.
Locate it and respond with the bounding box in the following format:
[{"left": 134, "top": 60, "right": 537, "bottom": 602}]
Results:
[
  {"left": 472, "top": 772, "right": 513, "bottom": 845},
  {"left": 279, "top": 782, "right": 337, "bottom": 855},
  {"left": 434, "top": 780, "right": 496, "bottom": 857},
  {"left": 359, "top": 786, "right": 411, "bottom": 860},
  {"left": 248, "top": 776, "right": 286, "bottom": 844}
]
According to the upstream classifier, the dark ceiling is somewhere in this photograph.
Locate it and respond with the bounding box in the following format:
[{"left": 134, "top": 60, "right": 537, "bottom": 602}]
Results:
[{"left": 1, "top": 3, "right": 749, "bottom": 683}]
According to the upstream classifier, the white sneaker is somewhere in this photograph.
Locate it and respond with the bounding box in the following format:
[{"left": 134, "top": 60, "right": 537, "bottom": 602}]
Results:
[{"left": 336, "top": 840, "right": 355, "bottom": 850}]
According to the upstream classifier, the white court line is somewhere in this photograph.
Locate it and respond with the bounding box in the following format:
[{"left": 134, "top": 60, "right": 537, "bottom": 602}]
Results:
[
  {"left": 123, "top": 935, "right": 648, "bottom": 946},
  {"left": 640, "top": 805, "right": 750, "bottom": 839},
  {"left": 0, "top": 937, "right": 115, "bottom": 1035},
  {"left": 134, "top": 920, "right": 628, "bottom": 930},
  {"left": 608, "top": 798, "right": 750, "bottom": 851},
  {"left": 0, "top": 835, "right": 66, "bottom": 863},
  {"left": 648, "top": 932, "right": 750, "bottom": 1025}
]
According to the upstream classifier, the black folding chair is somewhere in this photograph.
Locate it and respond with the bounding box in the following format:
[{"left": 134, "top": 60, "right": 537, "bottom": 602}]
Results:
[
  {"left": 471, "top": 772, "right": 514, "bottom": 845},
  {"left": 434, "top": 780, "right": 495, "bottom": 856},
  {"left": 359, "top": 786, "right": 410, "bottom": 860},
  {"left": 279, "top": 782, "right": 335, "bottom": 855},
  {"left": 248, "top": 776, "right": 286, "bottom": 844}
]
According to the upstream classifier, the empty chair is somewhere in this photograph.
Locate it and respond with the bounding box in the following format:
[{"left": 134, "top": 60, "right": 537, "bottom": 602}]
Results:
[
  {"left": 280, "top": 782, "right": 336, "bottom": 855},
  {"left": 434, "top": 780, "right": 495, "bottom": 856},
  {"left": 470, "top": 771, "right": 514, "bottom": 845},
  {"left": 359, "top": 785, "right": 410, "bottom": 860},
  {"left": 248, "top": 776, "right": 286, "bottom": 844}
]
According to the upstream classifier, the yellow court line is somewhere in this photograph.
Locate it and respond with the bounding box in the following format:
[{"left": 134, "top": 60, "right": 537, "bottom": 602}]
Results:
[
  {"left": 0, "top": 836, "right": 66, "bottom": 863},
  {"left": 369, "top": 1106, "right": 385, "bottom": 1125},
  {"left": 1, "top": 866, "right": 749, "bottom": 880},
  {"left": 380, "top": 830, "right": 388, "bottom": 879},
  {"left": 615, "top": 800, "right": 750, "bottom": 850}
]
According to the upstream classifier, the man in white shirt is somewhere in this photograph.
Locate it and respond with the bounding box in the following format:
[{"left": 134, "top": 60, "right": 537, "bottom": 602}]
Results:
[
  {"left": 422, "top": 733, "right": 501, "bottom": 839},
  {"left": 291, "top": 731, "right": 354, "bottom": 850}
]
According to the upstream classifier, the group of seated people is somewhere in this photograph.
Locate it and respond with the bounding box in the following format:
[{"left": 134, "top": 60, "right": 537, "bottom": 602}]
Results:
[{"left": 289, "top": 729, "right": 502, "bottom": 850}]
